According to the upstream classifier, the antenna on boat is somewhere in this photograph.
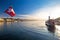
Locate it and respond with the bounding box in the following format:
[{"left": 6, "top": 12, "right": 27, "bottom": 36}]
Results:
[{"left": 48, "top": 16, "right": 50, "bottom": 22}]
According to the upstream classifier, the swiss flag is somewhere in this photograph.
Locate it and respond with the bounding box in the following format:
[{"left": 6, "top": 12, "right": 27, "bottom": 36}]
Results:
[{"left": 5, "top": 6, "right": 16, "bottom": 17}]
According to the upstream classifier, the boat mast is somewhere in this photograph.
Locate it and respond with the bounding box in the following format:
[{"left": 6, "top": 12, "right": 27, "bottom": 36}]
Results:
[{"left": 48, "top": 16, "right": 50, "bottom": 21}]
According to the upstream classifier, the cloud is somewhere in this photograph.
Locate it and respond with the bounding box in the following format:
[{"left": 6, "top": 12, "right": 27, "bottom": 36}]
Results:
[
  {"left": 31, "top": 4, "right": 60, "bottom": 19},
  {"left": 16, "top": 1, "right": 60, "bottom": 20},
  {"left": 17, "top": 5, "right": 60, "bottom": 20},
  {"left": 17, "top": 14, "right": 40, "bottom": 19}
]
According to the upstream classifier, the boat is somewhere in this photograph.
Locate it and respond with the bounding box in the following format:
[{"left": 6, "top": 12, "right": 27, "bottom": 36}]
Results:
[{"left": 45, "top": 16, "right": 55, "bottom": 33}]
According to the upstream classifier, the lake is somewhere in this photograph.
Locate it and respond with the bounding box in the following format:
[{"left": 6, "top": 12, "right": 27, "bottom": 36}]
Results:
[{"left": 0, "top": 21, "right": 59, "bottom": 40}]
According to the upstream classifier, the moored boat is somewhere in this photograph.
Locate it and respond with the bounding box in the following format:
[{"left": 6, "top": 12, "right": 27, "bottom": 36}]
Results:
[{"left": 45, "top": 16, "right": 55, "bottom": 33}]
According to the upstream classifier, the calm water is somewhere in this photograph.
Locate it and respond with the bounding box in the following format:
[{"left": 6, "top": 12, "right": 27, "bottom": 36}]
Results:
[{"left": 0, "top": 21, "right": 59, "bottom": 40}]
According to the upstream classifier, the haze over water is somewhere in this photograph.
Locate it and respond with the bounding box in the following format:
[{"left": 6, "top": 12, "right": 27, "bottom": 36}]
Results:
[{"left": 0, "top": 21, "right": 59, "bottom": 40}]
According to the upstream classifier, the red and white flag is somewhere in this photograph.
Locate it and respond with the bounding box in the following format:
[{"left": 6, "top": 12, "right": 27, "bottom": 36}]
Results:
[{"left": 5, "top": 6, "right": 16, "bottom": 17}]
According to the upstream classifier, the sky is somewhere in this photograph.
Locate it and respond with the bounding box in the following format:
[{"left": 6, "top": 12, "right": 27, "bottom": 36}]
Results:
[{"left": 0, "top": 0, "right": 60, "bottom": 19}]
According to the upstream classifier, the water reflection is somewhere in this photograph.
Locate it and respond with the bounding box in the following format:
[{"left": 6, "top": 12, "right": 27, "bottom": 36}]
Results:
[
  {"left": 0, "top": 22, "right": 12, "bottom": 27},
  {"left": 0, "top": 22, "right": 4, "bottom": 32},
  {"left": 0, "top": 21, "right": 58, "bottom": 40},
  {"left": 0, "top": 22, "right": 4, "bottom": 26},
  {"left": 6, "top": 22, "right": 12, "bottom": 25},
  {"left": 0, "top": 22, "right": 14, "bottom": 34},
  {"left": 46, "top": 25, "right": 56, "bottom": 33},
  {"left": 55, "top": 25, "right": 60, "bottom": 39}
]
